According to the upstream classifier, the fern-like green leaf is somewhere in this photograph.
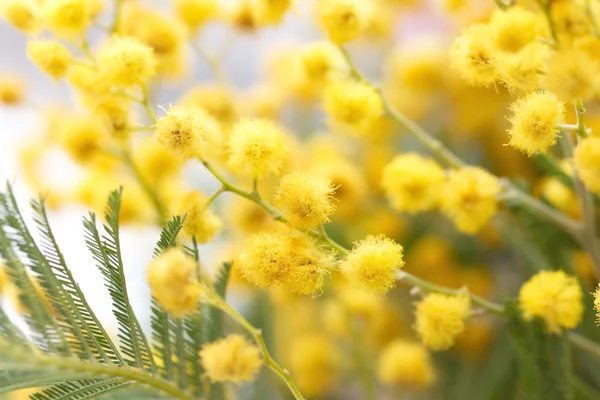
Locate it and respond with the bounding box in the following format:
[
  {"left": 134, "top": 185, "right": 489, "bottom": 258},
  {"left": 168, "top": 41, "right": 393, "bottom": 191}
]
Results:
[{"left": 31, "top": 378, "right": 132, "bottom": 400}]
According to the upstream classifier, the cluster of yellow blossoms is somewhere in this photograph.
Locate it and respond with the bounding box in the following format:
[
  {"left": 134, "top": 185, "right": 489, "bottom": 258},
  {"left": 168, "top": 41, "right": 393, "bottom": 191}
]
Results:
[{"left": 4, "top": 0, "right": 600, "bottom": 398}]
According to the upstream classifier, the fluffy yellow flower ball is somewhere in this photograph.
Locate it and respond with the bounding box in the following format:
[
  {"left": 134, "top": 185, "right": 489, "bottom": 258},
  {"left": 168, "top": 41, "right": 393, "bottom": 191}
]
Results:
[
  {"left": 288, "top": 333, "right": 339, "bottom": 397},
  {"left": 57, "top": 116, "right": 107, "bottom": 164},
  {"left": 299, "top": 41, "right": 345, "bottom": 82},
  {"left": 414, "top": 293, "right": 471, "bottom": 351},
  {"left": 341, "top": 235, "right": 404, "bottom": 294},
  {"left": 274, "top": 171, "right": 336, "bottom": 230},
  {"left": 507, "top": 92, "right": 565, "bottom": 156},
  {"left": 156, "top": 106, "right": 219, "bottom": 159},
  {"left": 575, "top": 137, "right": 600, "bottom": 195},
  {"left": 519, "top": 270, "right": 583, "bottom": 333},
  {"left": 449, "top": 24, "right": 497, "bottom": 87},
  {"left": 377, "top": 339, "right": 435, "bottom": 389},
  {"left": 323, "top": 80, "right": 383, "bottom": 133},
  {"left": 27, "top": 40, "right": 72, "bottom": 79},
  {"left": 2, "top": 0, "right": 39, "bottom": 33},
  {"left": 547, "top": 48, "right": 599, "bottom": 102},
  {"left": 134, "top": 137, "right": 183, "bottom": 183},
  {"left": 227, "top": 118, "right": 291, "bottom": 179},
  {"left": 252, "top": 0, "right": 292, "bottom": 26},
  {"left": 235, "top": 229, "right": 329, "bottom": 295},
  {"left": 381, "top": 153, "right": 445, "bottom": 213},
  {"left": 174, "top": 0, "right": 217, "bottom": 31},
  {"left": 43, "top": 0, "right": 95, "bottom": 38},
  {"left": 200, "top": 334, "right": 263, "bottom": 383},
  {"left": 98, "top": 36, "right": 157, "bottom": 88},
  {"left": 0, "top": 74, "right": 25, "bottom": 106},
  {"left": 440, "top": 167, "right": 502, "bottom": 234},
  {"left": 316, "top": 0, "right": 370, "bottom": 44},
  {"left": 174, "top": 191, "right": 223, "bottom": 243},
  {"left": 147, "top": 248, "right": 202, "bottom": 318},
  {"left": 488, "top": 6, "right": 546, "bottom": 54}
]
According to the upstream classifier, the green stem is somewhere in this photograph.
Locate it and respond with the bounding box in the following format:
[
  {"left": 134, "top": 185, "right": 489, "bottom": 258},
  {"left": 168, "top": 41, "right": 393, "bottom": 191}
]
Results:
[
  {"left": 208, "top": 296, "right": 306, "bottom": 400},
  {"left": 140, "top": 84, "right": 157, "bottom": 124},
  {"left": 536, "top": 0, "right": 559, "bottom": 47}
]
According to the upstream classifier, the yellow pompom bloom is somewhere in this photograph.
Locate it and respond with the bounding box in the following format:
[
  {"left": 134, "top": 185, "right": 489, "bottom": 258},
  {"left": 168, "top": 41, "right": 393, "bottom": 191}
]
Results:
[
  {"left": 174, "top": 191, "right": 223, "bottom": 243},
  {"left": 27, "top": 40, "right": 72, "bottom": 79},
  {"left": 507, "top": 92, "right": 565, "bottom": 156},
  {"left": 341, "top": 235, "right": 404, "bottom": 294},
  {"left": 575, "top": 137, "right": 600, "bottom": 195},
  {"left": 98, "top": 36, "right": 157, "bottom": 88},
  {"left": 381, "top": 153, "right": 445, "bottom": 213},
  {"left": 43, "top": 0, "right": 95, "bottom": 38},
  {"left": 440, "top": 167, "right": 502, "bottom": 234},
  {"left": 377, "top": 339, "right": 435, "bottom": 389},
  {"left": 519, "top": 270, "right": 583, "bottom": 333},
  {"left": 200, "top": 334, "right": 263, "bottom": 383},
  {"left": 235, "top": 229, "right": 329, "bottom": 295},
  {"left": 227, "top": 118, "right": 290, "bottom": 179},
  {"left": 174, "top": 0, "right": 217, "bottom": 30},
  {"left": 252, "top": 0, "right": 292, "bottom": 25},
  {"left": 134, "top": 136, "right": 183, "bottom": 183},
  {"left": 147, "top": 248, "right": 202, "bottom": 318},
  {"left": 317, "top": 0, "right": 370, "bottom": 44},
  {"left": 415, "top": 293, "right": 471, "bottom": 351},
  {"left": 488, "top": 6, "right": 546, "bottom": 53},
  {"left": 288, "top": 333, "right": 339, "bottom": 396},
  {"left": 2, "top": 0, "right": 39, "bottom": 33},
  {"left": 0, "top": 74, "right": 25, "bottom": 106},
  {"left": 311, "top": 159, "right": 367, "bottom": 218},
  {"left": 495, "top": 42, "right": 550, "bottom": 92},
  {"left": 57, "top": 116, "right": 107, "bottom": 164},
  {"left": 323, "top": 80, "right": 382, "bottom": 133},
  {"left": 157, "top": 106, "right": 218, "bottom": 159},
  {"left": 547, "top": 48, "right": 599, "bottom": 102},
  {"left": 274, "top": 171, "right": 336, "bottom": 230},
  {"left": 449, "top": 24, "right": 497, "bottom": 87},
  {"left": 299, "top": 41, "right": 345, "bottom": 82}
]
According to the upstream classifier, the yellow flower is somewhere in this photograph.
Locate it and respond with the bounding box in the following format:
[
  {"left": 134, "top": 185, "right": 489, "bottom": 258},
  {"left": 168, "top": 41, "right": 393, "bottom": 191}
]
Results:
[
  {"left": 0, "top": 74, "right": 25, "bottom": 106},
  {"left": 27, "top": 40, "right": 72, "bottom": 79},
  {"left": 156, "top": 106, "right": 218, "bottom": 159},
  {"left": 134, "top": 136, "right": 183, "bottom": 183},
  {"left": 98, "top": 36, "right": 157, "bottom": 88},
  {"left": 381, "top": 153, "right": 445, "bottom": 213},
  {"left": 323, "top": 80, "right": 383, "bottom": 133},
  {"left": 495, "top": 42, "right": 550, "bottom": 92},
  {"left": 377, "top": 339, "right": 435, "bottom": 389},
  {"left": 173, "top": 191, "right": 223, "bottom": 243},
  {"left": 174, "top": 0, "right": 217, "bottom": 31},
  {"left": 519, "top": 270, "right": 583, "bottom": 333},
  {"left": 341, "top": 235, "right": 404, "bottom": 294},
  {"left": 288, "top": 333, "right": 339, "bottom": 397},
  {"left": 594, "top": 284, "right": 600, "bottom": 324},
  {"left": 440, "top": 167, "right": 502, "bottom": 234},
  {"left": 414, "top": 293, "right": 471, "bottom": 351},
  {"left": 274, "top": 171, "right": 336, "bottom": 230},
  {"left": 547, "top": 48, "right": 599, "bottom": 102},
  {"left": 299, "top": 41, "right": 346, "bottom": 82},
  {"left": 507, "top": 92, "right": 565, "bottom": 155},
  {"left": 235, "top": 228, "right": 329, "bottom": 295},
  {"left": 449, "top": 24, "right": 497, "bottom": 87},
  {"left": 488, "top": 6, "right": 546, "bottom": 53},
  {"left": 43, "top": 0, "right": 95, "bottom": 38},
  {"left": 575, "top": 137, "right": 600, "bottom": 195},
  {"left": 311, "top": 159, "right": 367, "bottom": 218},
  {"left": 227, "top": 118, "right": 291, "bottom": 179},
  {"left": 200, "top": 334, "right": 263, "bottom": 383},
  {"left": 2, "top": 0, "right": 39, "bottom": 33},
  {"left": 147, "top": 248, "right": 202, "bottom": 318},
  {"left": 252, "top": 0, "right": 292, "bottom": 26},
  {"left": 317, "top": 0, "right": 370, "bottom": 44},
  {"left": 57, "top": 115, "right": 108, "bottom": 164}
]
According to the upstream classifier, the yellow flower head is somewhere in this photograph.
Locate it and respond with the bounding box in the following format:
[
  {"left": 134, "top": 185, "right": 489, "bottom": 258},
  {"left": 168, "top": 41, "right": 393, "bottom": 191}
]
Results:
[
  {"left": 174, "top": 0, "right": 217, "bottom": 31},
  {"left": 323, "top": 79, "right": 382, "bottom": 133},
  {"left": 341, "top": 235, "right": 404, "bottom": 294},
  {"left": 200, "top": 334, "right": 263, "bottom": 383},
  {"left": 299, "top": 41, "right": 346, "bottom": 82},
  {"left": 414, "top": 293, "right": 471, "bottom": 351},
  {"left": 134, "top": 136, "right": 183, "bottom": 183},
  {"left": 495, "top": 42, "right": 550, "bottom": 92},
  {"left": 99, "top": 36, "right": 157, "bottom": 88},
  {"left": 252, "top": 0, "right": 292, "bottom": 26},
  {"left": 488, "top": 6, "right": 546, "bottom": 54},
  {"left": 27, "top": 40, "right": 72, "bottom": 79},
  {"left": 311, "top": 159, "right": 367, "bottom": 217},
  {"left": 235, "top": 228, "right": 329, "bottom": 295},
  {"left": 274, "top": 171, "right": 336, "bottom": 230},
  {"left": 2, "top": 0, "right": 39, "bottom": 33},
  {"left": 381, "top": 153, "right": 445, "bottom": 213},
  {"left": 519, "top": 270, "right": 583, "bottom": 333},
  {"left": 147, "top": 248, "right": 202, "bottom": 318},
  {"left": 507, "top": 91, "right": 565, "bottom": 155},
  {"left": 174, "top": 191, "right": 223, "bottom": 243},
  {"left": 0, "top": 74, "right": 25, "bottom": 106},
  {"left": 575, "top": 137, "right": 600, "bottom": 195},
  {"left": 156, "top": 106, "right": 218, "bottom": 159},
  {"left": 547, "top": 48, "right": 599, "bottom": 102},
  {"left": 43, "top": 0, "right": 95, "bottom": 38},
  {"left": 227, "top": 118, "right": 291, "bottom": 179},
  {"left": 317, "top": 0, "right": 370, "bottom": 44},
  {"left": 288, "top": 333, "right": 339, "bottom": 396},
  {"left": 377, "top": 339, "right": 435, "bottom": 389},
  {"left": 449, "top": 24, "right": 497, "bottom": 87},
  {"left": 57, "top": 115, "right": 108, "bottom": 164},
  {"left": 440, "top": 167, "right": 502, "bottom": 234}
]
